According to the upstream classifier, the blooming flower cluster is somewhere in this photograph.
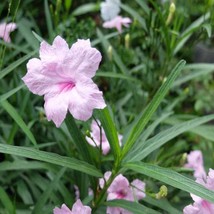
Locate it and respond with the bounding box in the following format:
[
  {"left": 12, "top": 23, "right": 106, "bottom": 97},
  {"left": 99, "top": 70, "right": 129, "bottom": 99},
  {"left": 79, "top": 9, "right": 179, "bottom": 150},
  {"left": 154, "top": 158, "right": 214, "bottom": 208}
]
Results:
[
  {"left": 100, "top": 171, "right": 146, "bottom": 213},
  {"left": 100, "top": 0, "right": 132, "bottom": 33},
  {"left": 0, "top": 22, "right": 16, "bottom": 43},
  {"left": 22, "top": 36, "right": 106, "bottom": 127},
  {"left": 53, "top": 199, "right": 91, "bottom": 214},
  {"left": 86, "top": 119, "right": 122, "bottom": 155},
  {"left": 183, "top": 169, "right": 214, "bottom": 214},
  {"left": 184, "top": 150, "right": 206, "bottom": 179}
]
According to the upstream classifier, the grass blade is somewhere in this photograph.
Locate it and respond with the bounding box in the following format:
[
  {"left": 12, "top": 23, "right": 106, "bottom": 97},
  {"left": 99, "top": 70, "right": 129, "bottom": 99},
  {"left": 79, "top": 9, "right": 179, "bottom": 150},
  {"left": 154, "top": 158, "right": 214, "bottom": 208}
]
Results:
[
  {"left": 124, "top": 162, "right": 214, "bottom": 203},
  {"left": 0, "top": 144, "right": 102, "bottom": 177},
  {"left": 1, "top": 100, "right": 37, "bottom": 146},
  {"left": 106, "top": 200, "right": 161, "bottom": 214},
  {"left": 128, "top": 114, "right": 214, "bottom": 161},
  {"left": 121, "top": 60, "right": 186, "bottom": 159},
  {"left": 0, "top": 50, "right": 37, "bottom": 80},
  {"left": 95, "top": 107, "right": 121, "bottom": 164}
]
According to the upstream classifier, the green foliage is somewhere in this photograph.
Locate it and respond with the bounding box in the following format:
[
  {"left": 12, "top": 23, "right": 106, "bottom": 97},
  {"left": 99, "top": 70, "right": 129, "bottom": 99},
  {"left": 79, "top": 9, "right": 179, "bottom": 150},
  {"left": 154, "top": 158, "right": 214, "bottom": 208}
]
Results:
[{"left": 0, "top": 0, "right": 214, "bottom": 213}]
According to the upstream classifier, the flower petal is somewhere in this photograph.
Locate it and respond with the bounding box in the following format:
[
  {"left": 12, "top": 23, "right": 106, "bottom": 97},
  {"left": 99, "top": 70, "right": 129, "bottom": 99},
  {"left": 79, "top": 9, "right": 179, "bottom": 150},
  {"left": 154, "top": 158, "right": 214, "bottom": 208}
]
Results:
[
  {"left": 23, "top": 58, "right": 61, "bottom": 96},
  {"left": 44, "top": 92, "right": 70, "bottom": 127},
  {"left": 40, "top": 36, "right": 69, "bottom": 63},
  {"left": 68, "top": 79, "right": 106, "bottom": 121},
  {"left": 65, "top": 39, "right": 102, "bottom": 79},
  {"left": 53, "top": 204, "right": 72, "bottom": 214},
  {"left": 71, "top": 199, "right": 91, "bottom": 214}
]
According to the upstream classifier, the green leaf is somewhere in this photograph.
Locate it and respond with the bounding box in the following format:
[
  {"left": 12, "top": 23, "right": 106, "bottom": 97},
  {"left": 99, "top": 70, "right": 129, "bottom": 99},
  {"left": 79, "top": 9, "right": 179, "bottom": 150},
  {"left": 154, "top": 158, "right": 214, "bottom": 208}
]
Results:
[
  {"left": 33, "top": 168, "right": 66, "bottom": 213},
  {"left": 122, "top": 60, "right": 186, "bottom": 159},
  {"left": 106, "top": 200, "right": 161, "bottom": 214},
  {"left": 1, "top": 100, "right": 37, "bottom": 146},
  {"left": 65, "top": 114, "right": 94, "bottom": 164},
  {"left": 202, "top": 23, "right": 212, "bottom": 38},
  {"left": 18, "top": 18, "right": 40, "bottom": 50},
  {"left": 174, "top": 12, "right": 210, "bottom": 55},
  {"left": 0, "top": 84, "right": 24, "bottom": 103},
  {"left": 95, "top": 107, "right": 121, "bottom": 163},
  {"left": 0, "top": 160, "right": 57, "bottom": 171},
  {"left": 96, "top": 71, "right": 138, "bottom": 82},
  {"left": 0, "top": 187, "right": 15, "bottom": 214},
  {"left": 0, "top": 144, "right": 102, "bottom": 177},
  {"left": 72, "top": 3, "right": 99, "bottom": 16},
  {"left": 96, "top": 28, "right": 129, "bottom": 74},
  {"left": 120, "top": 3, "right": 147, "bottom": 31},
  {"left": 124, "top": 162, "right": 214, "bottom": 203},
  {"left": 143, "top": 196, "right": 182, "bottom": 214},
  {"left": 128, "top": 114, "right": 214, "bottom": 161},
  {"left": 44, "top": 0, "right": 53, "bottom": 39},
  {"left": 173, "top": 63, "right": 214, "bottom": 87},
  {"left": 124, "top": 112, "right": 172, "bottom": 162},
  {"left": 32, "top": 31, "right": 44, "bottom": 42},
  {"left": 0, "top": 50, "right": 37, "bottom": 80}
]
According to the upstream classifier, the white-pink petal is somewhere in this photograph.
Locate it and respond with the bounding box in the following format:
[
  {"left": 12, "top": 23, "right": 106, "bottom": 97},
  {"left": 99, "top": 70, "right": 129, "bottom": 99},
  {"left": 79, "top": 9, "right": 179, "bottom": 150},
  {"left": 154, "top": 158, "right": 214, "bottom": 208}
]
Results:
[
  {"left": 0, "top": 22, "right": 16, "bottom": 42},
  {"left": 65, "top": 39, "right": 102, "bottom": 79},
  {"left": 131, "top": 179, "right": 146, "bottom": 200},
  {"left": 103, "top": 16, "right": 132, "bottom": 33}
]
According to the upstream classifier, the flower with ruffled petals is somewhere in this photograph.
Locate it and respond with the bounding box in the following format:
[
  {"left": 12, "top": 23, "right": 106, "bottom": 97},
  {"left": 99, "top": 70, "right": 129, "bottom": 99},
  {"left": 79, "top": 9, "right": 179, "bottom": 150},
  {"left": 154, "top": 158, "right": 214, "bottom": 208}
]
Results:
[
  {"left": 86, "top": 120, "right": 122, "bottom": 155},
  {"left": 101, "top": 0, "right": 121, "bottom": 21},
  {"left": 0, "top": 22, "right": 16, "bottom": 43},
  {"left": 22, "top": 36, "right": 106, "bottom": 127},
  {"left": 99, "top": 172, "right": 146, "bottom": 214},
  {"left": 103, "top": 16, "right": 132, "bottom": 33},
  {"left": 183, "top": 169, "right": 214, "bottom": 214},
  {"left": 184, "top": 150, "right": 206, "bottom": 179},
  {"left": 53, "top": 199, "right": 91, "bottom": 214}
]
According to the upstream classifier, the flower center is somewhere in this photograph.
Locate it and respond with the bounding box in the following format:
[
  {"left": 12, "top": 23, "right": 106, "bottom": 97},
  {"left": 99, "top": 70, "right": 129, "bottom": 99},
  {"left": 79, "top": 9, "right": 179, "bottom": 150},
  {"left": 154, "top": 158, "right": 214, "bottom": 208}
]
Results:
[
  {"left": 117, "top": 190, "right": 127, "bottom": 199},
  {"left": 59, "top": 81, "right": 75, "bottom": 92}
]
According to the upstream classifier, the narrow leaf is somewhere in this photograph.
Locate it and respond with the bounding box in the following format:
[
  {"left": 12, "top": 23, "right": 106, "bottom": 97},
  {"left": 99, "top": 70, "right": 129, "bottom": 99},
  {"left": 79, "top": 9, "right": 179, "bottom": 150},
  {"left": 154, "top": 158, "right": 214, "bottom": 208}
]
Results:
[
  {"left": 0, "top": 50, "right": 37, "bottom": 80},
  {"left": 1, "top": 100, "right": 37, "bottom": 146},
  {"left": 44, "top": 0, "right": 53, "bottom": 38},
  {"left": 125, "top": 162, "right": 214, "bottom": 203},
  {"left": 95, "top": 107, "right": 121, "bottom": 163},
  {"left": 106, "top": 200, "right": 161, "bottom": 214},
  {"left": 72, "top": 3, "right": 99, "bottom": 16},
  {"left": 0, "top": 84, "right": 24, "bottom": 103},
  {"left": 0, "top": 144, "right": 102, "bottom": 177},
  {"left": 122, "top": 60, "right": 186, "bottom": 159},
  {"left": 129, "top": 114, "right": 214, "bottom": 161}
]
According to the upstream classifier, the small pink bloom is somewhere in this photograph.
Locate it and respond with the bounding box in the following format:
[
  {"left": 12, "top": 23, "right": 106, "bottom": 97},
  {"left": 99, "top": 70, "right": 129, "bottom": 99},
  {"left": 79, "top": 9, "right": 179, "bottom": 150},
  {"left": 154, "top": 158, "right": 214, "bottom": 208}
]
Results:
[
  {"left": 184, "top": 150, "right": 206, "bottom": 179},
  {"left": 131, "top": 179, "right": 146, "bottom": 200},
  {"left": 53, "top": 199, "right": 91, "bottom": 214},
  {"left": 183, "top": 169, "right": 214, "bottom": 214},
  {"left": 74, "top": 185, "right": 93, "bottom": 200},
  {"left": 103, "top": 16, "right": 132, "bottom": 33},
  {"left": 0, "top": 22, "right": 16, "bottom": 43},
  {"left": 100, "top": 172, "right": 146, "bottom": 214},
  {"left": 99, "top": 171, "right": 112, "bottom": 189},
  {"left": 22, "top": 36, "right": 106, "bottom": 127},
  {"left": 86, "top": 120, "right": 122, "bottom": 155}
]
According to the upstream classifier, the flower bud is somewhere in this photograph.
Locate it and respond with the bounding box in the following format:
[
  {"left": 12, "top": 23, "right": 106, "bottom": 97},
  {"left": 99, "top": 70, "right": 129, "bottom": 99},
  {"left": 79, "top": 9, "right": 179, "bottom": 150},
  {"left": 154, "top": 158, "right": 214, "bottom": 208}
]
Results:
[{"left": 156, "top": 185, "right": 168, "bottom": 199}]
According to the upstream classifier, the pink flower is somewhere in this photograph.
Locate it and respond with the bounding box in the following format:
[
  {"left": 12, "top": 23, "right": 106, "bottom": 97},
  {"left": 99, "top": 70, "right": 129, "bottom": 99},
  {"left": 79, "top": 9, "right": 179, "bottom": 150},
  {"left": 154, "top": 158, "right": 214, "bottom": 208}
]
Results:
[
  {"left": 74, "top": 185, "right": 93, "bottom": 201},
  {"left": 184, "top": 150, "right": 206, "bottom": 179},
  {"left": 53, "top": 199, "right": 91, "bottom": 214},
  {"left": 100, "top": 172, "right": 146, "bottom": 214},
  {"left": 103, "top": 16, "right": 132, "bottom": 33},
  {"left": 0, "top": 22, "right": 16, "bottom": 43},
  {"left": 183, "top": 169, "right": 214, "bottom": 214},
  {"left": 131, "top": 179, "right": 146, "bottom": 200},
  {"left": 86, "top": 120, "right": 122, "bottom": 155},
  {"left": 22, "top": 36, "right": 106, "bottom": 127}
]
